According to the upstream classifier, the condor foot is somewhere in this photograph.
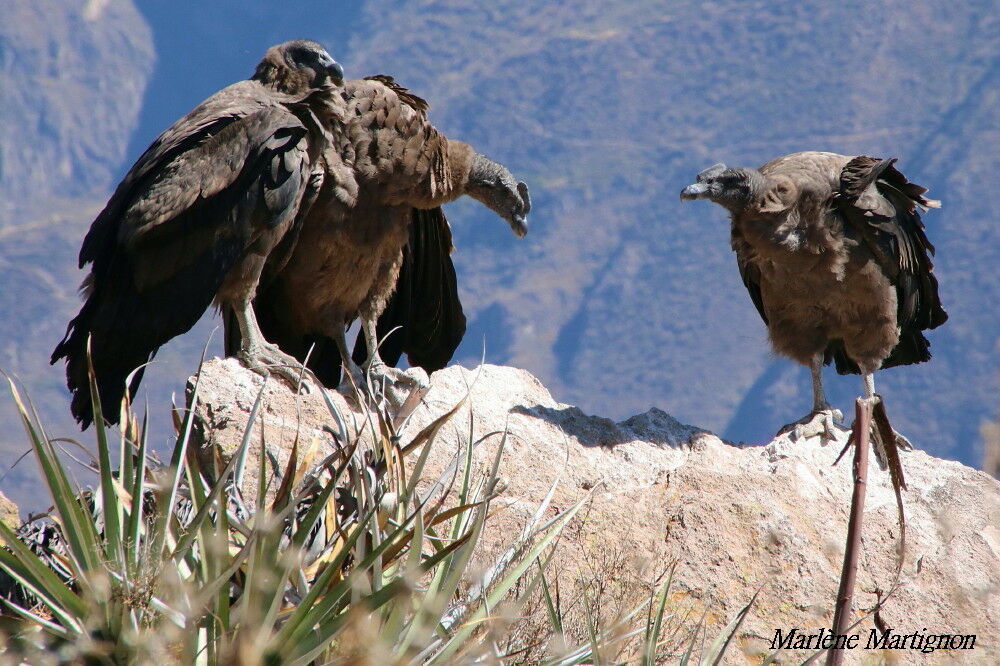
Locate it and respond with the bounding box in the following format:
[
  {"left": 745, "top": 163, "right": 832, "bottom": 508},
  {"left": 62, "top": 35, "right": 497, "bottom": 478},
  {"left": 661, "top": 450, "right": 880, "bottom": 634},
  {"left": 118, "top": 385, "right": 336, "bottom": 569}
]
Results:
[
  {"left": 339, "top": 361, "right": 430, "bottom": 423},
  {"left": 777, "top": 408, "right": 846, "bottom": 445},
  {"left": 239, "top": 342, "right": 313, "bottom": 393}
]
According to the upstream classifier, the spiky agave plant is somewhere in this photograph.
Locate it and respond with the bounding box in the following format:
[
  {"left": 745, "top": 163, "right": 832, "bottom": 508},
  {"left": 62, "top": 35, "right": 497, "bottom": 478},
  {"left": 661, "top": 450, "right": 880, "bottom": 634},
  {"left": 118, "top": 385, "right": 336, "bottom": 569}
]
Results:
[
  {"left": 0, "top": 351, "right": 762, "bottom": 665},
  {"left": 0, "top": 355, "right": 594, "bottom": 664}
]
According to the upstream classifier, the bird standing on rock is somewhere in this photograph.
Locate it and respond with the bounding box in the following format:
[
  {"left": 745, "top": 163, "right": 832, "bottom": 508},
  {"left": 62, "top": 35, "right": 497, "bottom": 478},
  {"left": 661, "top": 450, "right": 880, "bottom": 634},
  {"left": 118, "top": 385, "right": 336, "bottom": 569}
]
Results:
[
  {"left": 227, "top": 75, "right": 530, "bottom": 398},
  {"left": 681, "top": 151, "right": 947, "bottom": 449},
  {"left": 53, "top": 40, "right": 344, "bottom": 427}
]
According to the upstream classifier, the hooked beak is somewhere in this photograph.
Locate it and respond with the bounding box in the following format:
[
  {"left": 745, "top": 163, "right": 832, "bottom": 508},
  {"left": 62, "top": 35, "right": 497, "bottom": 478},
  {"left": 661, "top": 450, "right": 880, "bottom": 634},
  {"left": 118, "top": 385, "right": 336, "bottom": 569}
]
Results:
[
  {"left": 326, "top": 60, "right": 345, "bottom": 85},
  {"left": 315, "top": 51, "right": 345, "bottom": 86},
  {"left": 680, "top": 182, "right": 710, "bottom": 200},
  {"left": 509, "top": 181, "right": 530, "bottom": 237},
  {"left": 509, "top": 214, "right": 528, "bottom": 238}
]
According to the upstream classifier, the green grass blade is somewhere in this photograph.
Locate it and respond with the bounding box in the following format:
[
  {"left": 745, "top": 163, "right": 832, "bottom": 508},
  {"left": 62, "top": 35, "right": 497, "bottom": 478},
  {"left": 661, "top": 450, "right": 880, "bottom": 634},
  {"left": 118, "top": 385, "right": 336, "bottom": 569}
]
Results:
[
  {"left": 234, "top": 375, "right": 270, "bottom": 489},
  {"left": 191, "top": 531, "right": 257, "bottom": 612},
  {"left": 292, "top": 532, "right": 475, "bottom": 666},
  {"left": 0, "top": 597, "right": 73, "bottom": 639},
  {"left": 678, "top": 613, "right": 706, "bottom": 666},
  {"left": 401, "top": 420, "right": 438, "bottom": 507},
  {"left": 286, "top": 471, "right": 341, "bottom": 553},
  {"left": 88, "top": 351, "right": 123, "bottom": 567},
  {"left": 428, "top": 498, "right": 587, "bottom": 665},
  {"left": 438, "top": 429, "right": 509, "bottom": 614},
  {"left": 538, "top": 559, "right": 563, "bottom": 636},
  {"left": 170, "top": 378, "right": 270, "bottom": 562},
  {"left": 641, "top": 564, "right": 676, "bottom": 665},
  {"left": 278, "top": 491, "right": 445, "bottom": 657},
  {"left": 317, "top": 381, "right": 349, "bottom": 445},
  {"left": 118, "top": 393, "right": 135, "bottom": 509},
  {"left": 126, "top": 407, "right": 149, "bottom": 569},
  {"left": 383, "top": 506, "right": 425, "bottom": 638},
  {"left": 0, "top": 536, "right": 86, "bottom": 630},
  {"left": 399, "top": 428, "right": 506, "bottom": 655},
  {"left": 400, "top": 390, "right": 470, "bottom": 458},
  {"left": 704, "top": 589, "right": 758, "bottom": 666},
  {"left": 151, "top": 359, "right": 205, "bottom": 559},
  {"left": 270, "top": 502, "right": 382, "bottom": 651},
  {"left": 580, "top": 585, "right": 604, "bottom": 666},
  {"left": 5, "top": 377, "right": 100, "bottom": 574}
]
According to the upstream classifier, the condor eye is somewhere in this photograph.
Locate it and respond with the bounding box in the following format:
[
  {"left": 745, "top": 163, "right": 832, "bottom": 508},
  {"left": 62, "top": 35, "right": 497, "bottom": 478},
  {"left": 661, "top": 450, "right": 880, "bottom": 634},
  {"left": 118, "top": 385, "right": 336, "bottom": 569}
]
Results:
[{"left": 287, "top": 49, "right": 311, "bottom": 68}]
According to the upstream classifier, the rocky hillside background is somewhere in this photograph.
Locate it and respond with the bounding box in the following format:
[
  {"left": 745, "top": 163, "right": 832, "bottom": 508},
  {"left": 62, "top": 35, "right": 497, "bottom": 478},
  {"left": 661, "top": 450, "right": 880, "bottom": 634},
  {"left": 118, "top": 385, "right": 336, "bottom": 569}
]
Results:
[{"left": 1, "top": 0, "right": 998, "bottom": 508}]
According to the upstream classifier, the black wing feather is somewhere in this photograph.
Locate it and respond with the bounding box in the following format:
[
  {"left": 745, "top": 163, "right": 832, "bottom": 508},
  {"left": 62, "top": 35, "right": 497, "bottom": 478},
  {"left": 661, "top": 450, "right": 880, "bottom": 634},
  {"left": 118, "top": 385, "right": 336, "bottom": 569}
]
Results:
[
  {"left": 829, "top": 156, "right": 947, "bottom": 374},
  {"left": 731, "top": 227, "right": 768, "bottom": 326},
  {"left": 53, "top": 102, "right": 311, "bottom": 427}
]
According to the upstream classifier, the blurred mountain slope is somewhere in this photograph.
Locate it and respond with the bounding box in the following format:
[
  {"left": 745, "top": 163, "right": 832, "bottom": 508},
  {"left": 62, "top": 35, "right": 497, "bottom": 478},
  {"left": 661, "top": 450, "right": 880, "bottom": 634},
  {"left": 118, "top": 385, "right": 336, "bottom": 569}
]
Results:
[
  {"left": 0, "top": 0, "right": 153, "bottom": 505},
  {"left": 346, "top": 0, "right": 999, "bottom": 459},
  {"left": 0, "top": 1, "right": 153, "bottom": 205}
]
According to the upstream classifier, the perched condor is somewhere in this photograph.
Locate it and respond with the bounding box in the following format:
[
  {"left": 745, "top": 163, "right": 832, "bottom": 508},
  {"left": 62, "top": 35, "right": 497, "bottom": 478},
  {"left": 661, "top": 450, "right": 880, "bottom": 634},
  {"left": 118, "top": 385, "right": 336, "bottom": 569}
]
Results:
[
  {"left": 681, "top": 152, "right": 946, "bottom": 444},
  {"left": 225, "top": 76, "right": 530, "bottom": 391},
  {"left": 52, "top": 41, "right": 344, "bottom": 427}
]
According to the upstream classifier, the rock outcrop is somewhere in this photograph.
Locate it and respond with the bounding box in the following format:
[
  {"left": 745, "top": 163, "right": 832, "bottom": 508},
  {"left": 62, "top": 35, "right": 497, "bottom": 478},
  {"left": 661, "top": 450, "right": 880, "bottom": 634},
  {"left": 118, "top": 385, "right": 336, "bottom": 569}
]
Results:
[
  {"left": 0, "top": 491, "right": 18, "bottom": 530},
  {"left": 190, "top": 359, "right": 999, "bottom": 663}
]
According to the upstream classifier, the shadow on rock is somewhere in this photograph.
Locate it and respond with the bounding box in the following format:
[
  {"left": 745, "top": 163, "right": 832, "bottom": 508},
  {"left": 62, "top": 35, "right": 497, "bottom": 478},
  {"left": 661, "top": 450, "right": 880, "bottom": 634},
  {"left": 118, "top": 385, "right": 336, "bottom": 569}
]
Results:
[{"left": 512, "top": 403, "right": 714, "bottom": 450}]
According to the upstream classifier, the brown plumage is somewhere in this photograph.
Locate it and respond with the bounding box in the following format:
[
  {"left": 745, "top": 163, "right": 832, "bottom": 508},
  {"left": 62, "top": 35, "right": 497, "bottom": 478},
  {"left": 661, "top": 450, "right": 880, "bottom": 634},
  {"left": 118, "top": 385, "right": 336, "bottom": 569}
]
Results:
[
  {"left": 225, "top": 75, "right": 530, "bottom": 389},
  {"left": 52, "top": 40, "right": 344, "bottom": 427},
  {"left": 681, "top": 151, "right": 946, "bottom": 441}
]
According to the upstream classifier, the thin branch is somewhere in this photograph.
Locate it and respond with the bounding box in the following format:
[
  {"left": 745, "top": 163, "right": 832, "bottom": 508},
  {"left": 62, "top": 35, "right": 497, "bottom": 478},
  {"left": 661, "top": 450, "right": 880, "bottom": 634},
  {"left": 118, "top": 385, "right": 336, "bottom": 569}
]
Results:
[{"left": 826, "top": 397, "right": 873, "bottom": 666}]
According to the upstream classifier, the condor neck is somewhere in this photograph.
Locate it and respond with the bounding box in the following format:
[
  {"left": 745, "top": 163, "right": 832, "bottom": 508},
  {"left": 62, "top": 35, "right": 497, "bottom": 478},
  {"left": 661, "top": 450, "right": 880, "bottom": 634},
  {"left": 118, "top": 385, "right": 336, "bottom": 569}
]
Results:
[{"left": 720, "top": 169, "right": 766, "bottom": 215}]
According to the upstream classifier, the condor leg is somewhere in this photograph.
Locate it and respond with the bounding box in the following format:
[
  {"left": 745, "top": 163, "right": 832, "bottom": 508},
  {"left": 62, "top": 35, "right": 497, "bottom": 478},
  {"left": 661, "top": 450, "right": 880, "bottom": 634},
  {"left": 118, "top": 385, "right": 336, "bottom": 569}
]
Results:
[
  {"left": 233, "top": 298, "right": 311, "bottom": 390},
  {"left": 348, "top": 315, "right": 428, "bottom": 419},
  {"left": 359, "top": 315, "right": 424, "bottom": 388},
  {"left": 331, "top": 324, "right": 367, "bottom": 394},
  {"left": 777, "top": 354, "right": 845, "bottom": 444}
]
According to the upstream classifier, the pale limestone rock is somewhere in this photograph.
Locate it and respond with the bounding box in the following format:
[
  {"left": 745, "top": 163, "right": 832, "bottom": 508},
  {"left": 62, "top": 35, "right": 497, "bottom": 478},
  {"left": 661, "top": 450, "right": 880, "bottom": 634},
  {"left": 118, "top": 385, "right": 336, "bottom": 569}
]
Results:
[
  {"left": 0, "top": 491, "right": 18, "bottom": 530},
  {"left": 190, "top": 358, "right": 999, "bottom": 664}
]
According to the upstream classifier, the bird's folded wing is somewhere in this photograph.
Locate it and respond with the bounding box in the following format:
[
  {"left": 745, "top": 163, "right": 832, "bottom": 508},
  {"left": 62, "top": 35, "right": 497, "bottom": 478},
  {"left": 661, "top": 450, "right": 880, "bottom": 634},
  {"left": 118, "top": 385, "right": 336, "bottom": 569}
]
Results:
[
  {"left": 731, "top": 227, "right": 769, "bottom": 326},
  {"left": 834, "top": 156, "right": 947, "bottom": 331},
  {"left": 53, "top": 95, "right": 315, "bottom": 425}
]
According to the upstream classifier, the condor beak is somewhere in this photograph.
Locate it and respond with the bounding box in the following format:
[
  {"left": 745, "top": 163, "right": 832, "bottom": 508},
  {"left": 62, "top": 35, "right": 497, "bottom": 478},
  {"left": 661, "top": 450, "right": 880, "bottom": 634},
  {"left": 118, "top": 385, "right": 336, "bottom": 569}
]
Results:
[
  {"left": 326, "top": 60, "right": 345, "bottom": 85},
  {"left": 510, "top": 214, "right": 528, "bottom": 238},
  {"left": 680, "top": 182, "right": 710, "bottom": 200},
  {"left": 316, "top": 51, "right": 344, "bottom": 85},
  {"left": 510, "top": 181, "right": 530, "bottom": 237}
]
